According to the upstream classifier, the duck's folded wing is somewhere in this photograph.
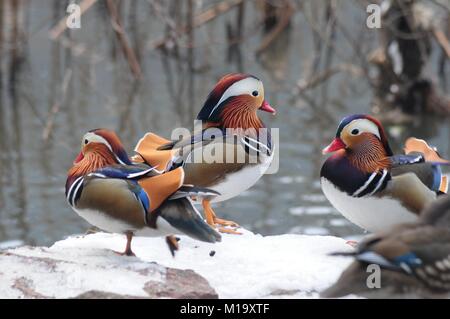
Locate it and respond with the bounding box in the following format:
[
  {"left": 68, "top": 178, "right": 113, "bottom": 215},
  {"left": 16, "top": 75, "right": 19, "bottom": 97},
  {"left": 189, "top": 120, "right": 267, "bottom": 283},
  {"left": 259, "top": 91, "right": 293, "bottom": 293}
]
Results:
[
  {"left": 181, "top": 138, "right": 249, "bottom": 187},
  {"left": 399, "top": 137, "right": 449, "bottom": 193},
  {"left": 383, "top": 173, "right": 437, "bottom": 215},
  {"left": 322, "top": 227, "right": 450, "bottom": 298},
  {"left": 390, "top": 162, "right": 448, "bottom": 193},
  {"left": 75, "top": 177, "right": 148, "bottom": 228},
  {"left": 91, "top": 165, "right": 185, "bottom": 213},
  {"left": 387, "top": 138, "right": 450, "bottom": 194},
  {"left": 373, "top": 229, "right": 450, "bottom": 290}
]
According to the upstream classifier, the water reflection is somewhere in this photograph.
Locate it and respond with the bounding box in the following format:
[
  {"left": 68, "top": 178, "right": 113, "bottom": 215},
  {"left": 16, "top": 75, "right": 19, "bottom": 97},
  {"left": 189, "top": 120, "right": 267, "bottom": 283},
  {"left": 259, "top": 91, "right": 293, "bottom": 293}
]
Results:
[{"left": 0, "top": 1, "right": 448, "bottom": 246}]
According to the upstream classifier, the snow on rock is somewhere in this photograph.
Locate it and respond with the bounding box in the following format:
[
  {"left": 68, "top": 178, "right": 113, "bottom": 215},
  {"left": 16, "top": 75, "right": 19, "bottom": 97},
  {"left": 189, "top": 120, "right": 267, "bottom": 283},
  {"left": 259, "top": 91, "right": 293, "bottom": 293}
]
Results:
[
  {"left": 0, "top": 245, "right": 216, "bottom": 299},
  {"left": 0, "top": 229, "right": 354, "bottom": 299}
]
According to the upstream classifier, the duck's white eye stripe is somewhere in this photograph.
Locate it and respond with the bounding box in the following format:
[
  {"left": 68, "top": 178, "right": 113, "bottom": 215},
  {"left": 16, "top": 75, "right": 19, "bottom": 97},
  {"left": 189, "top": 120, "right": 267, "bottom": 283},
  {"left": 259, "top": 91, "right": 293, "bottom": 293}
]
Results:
[
  {"left": 346, "top": 119, "right": 381, "bottom": 139},
  {"left": 83, "top": 132, "right": 113, "bottom": 152},
  {"left": 208, "top": 77, "right": 261, "bottom": 118}
]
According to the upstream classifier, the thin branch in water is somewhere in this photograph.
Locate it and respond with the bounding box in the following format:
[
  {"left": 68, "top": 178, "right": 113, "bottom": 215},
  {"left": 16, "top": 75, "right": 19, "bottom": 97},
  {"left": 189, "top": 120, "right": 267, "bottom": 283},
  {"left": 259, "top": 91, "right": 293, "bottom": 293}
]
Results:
[
  {"left": 106, "top": 0, "right": 143, "bottom": 80},
  {"left": 294, "top": 63, "right": 363, "bottom": 94},
  {"left": 432, "top": 26, "right": 450, "bottom": 59},
  {"left": 42, "top": 68, "right": 72, "bottom": 141}
]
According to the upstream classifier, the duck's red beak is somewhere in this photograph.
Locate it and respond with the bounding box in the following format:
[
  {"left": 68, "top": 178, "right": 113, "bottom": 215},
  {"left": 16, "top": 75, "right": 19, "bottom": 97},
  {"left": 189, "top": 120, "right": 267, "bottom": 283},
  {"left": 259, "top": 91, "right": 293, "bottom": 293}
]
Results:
[
  {"left": 74, "top": 151, "right": 84, "bottom": 164},
  {"left": 260, "top": 100, "right": 276, "bottom": 115},
  {"left": 322, "top": 138, "right": 346, "bottom": 154}
]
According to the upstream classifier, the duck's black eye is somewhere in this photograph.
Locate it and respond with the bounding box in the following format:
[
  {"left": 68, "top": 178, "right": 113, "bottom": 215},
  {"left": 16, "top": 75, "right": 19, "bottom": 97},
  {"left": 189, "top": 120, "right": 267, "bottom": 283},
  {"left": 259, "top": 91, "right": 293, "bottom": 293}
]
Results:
[
  {"left": 351, "top": 129, "right": 359, "bottom": 135},
  {"left": 252, "top": 90, "right": 258, "bottom": 97},
  {"left": 84, "top": 139, "right": 89, "bottom": 144}
]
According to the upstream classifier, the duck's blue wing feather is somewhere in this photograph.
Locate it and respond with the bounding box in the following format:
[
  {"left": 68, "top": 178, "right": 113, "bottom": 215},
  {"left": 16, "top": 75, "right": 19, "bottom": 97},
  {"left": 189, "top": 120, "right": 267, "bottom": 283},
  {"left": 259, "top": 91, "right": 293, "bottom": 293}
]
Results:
[
  {"left": 91, "top": 165, "right": 156, "bottom": 180},
  {"left": 390, "top": 154, "right": 425, "bottom": 166}
]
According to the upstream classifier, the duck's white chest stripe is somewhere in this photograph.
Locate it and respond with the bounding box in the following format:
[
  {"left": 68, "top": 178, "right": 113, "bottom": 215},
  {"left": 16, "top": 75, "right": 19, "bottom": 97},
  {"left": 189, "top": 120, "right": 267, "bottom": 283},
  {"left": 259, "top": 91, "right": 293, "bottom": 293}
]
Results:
[
  {"left": 352, "top": 169, "right": 389, "bottom": 198},
  {"left": 353, "top": 171, "right": 378, "bottom": 197},
  {"left": 241, "top": 136, "right": 272, "bottom": 156},
  {"left": 67, "top": 176, "right": 84, "bottom": 206},
  {"left": 368, "top": 169, "right": 388, "bottom": 196}
]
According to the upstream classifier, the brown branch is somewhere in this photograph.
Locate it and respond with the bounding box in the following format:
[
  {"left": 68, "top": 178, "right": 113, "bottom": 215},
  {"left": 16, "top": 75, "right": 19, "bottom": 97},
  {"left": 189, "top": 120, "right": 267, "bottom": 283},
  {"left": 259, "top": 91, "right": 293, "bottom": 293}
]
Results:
[
  {"left": 295, "top": 64, "right": 363, "bottom": 94},
  {"left": 432, "top": 27, "right": 450, "bottom": 59},
  {"left": 150, "top": 0, "right": 244, "bottom": 50},
  {"left": 106, "top": 0, "right": 143, "bottom": 80},
  {"left": 255, "top": 0, "right": 294, "bottom": 56}
]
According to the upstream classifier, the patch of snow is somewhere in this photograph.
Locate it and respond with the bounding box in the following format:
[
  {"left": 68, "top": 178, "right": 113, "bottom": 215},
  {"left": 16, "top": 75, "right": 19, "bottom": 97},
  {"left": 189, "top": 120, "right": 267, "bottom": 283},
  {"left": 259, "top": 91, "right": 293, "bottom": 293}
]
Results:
[
  {"left": 302, "top": 227, "right": 330, "bottom": 236},
  {"left": 278, "top": 176, "right": 305, "bottom": 184},
  {"left": 289, "top": 206, "right": 335, "bottom": 216},
  {"left": 301, "top": 194, "right": 327, "bottom": 203},
  {"left": 0, "top": 245, "right": 167, "bottom": 298},
  {"left": 329, "top": 218, "right": 350, "bottom": 227},
  {"left": 48, "top": 229, "right": 353, "bottom": 298},
  {"left": 0, "top": 240, "right": 24, "bottom": 250}
]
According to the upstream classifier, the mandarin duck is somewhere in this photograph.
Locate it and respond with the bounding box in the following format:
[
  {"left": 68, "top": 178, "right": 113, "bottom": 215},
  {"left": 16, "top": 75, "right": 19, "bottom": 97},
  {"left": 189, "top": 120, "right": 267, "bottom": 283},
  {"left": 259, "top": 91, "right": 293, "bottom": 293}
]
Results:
[
  {"left": 321, "top": 195, "right": 450, "bottom": 299},
  {"left": 65, "top": 129, "right": 221, "bottom": 256},
  {"left": 320, "top": 114, "right": 449, "bottom": 233},
  {"left": 133, "top": 73, "right": 276, "bottom": 234}
]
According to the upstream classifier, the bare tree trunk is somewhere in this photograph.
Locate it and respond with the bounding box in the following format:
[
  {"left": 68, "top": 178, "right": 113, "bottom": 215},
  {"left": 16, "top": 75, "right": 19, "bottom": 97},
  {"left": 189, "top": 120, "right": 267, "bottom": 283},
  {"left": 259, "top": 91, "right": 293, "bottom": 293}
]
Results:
[{"left": 371, "top": 0, "right": 450, "bottom": 117}]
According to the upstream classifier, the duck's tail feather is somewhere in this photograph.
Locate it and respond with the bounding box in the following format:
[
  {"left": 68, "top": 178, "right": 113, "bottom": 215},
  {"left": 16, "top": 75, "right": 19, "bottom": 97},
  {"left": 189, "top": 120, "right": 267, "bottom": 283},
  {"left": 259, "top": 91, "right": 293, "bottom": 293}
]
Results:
[
  {"left": 439, "top": 175, "right": 448, "bottom": 193},
  {"left": 431, "top": 166, "right": 448, "bottom": 194},
  {"left": 169, "top": 185, "right": 220, "bottom": 200},
  {"left": 159, "top": 197, "right": 221, "bottom": 243}
]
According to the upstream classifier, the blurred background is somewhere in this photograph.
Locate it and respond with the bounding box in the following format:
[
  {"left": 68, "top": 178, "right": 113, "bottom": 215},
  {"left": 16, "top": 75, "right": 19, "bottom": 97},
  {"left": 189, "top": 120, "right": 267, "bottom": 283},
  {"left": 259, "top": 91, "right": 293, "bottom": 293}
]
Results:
[{"left": 0, "top": 0, "right": 449, "bottom": 247}]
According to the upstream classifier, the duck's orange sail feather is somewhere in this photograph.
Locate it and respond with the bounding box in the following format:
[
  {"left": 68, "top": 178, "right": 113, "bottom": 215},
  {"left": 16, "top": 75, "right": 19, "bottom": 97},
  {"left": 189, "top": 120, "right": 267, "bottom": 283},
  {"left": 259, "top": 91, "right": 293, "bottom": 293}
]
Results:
[
  {"left": 133, "top": 133, "right": 175, "bottom": 171},
  {"left": 404, "top": 137, "right": 449, "bottom": 193},
  {"left": 138, "top": 167, "right": 184, "bottom": 212},
  {"left": 404, "top": 138, "right": 449, "bottom": 164}
]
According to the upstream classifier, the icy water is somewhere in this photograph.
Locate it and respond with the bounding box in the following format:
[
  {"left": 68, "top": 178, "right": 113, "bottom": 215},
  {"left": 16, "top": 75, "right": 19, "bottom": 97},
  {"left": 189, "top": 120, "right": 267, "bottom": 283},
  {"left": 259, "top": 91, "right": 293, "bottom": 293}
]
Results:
[{"left": 0, "top": 1, "right": 449, "bottom": 246}]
